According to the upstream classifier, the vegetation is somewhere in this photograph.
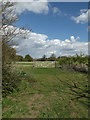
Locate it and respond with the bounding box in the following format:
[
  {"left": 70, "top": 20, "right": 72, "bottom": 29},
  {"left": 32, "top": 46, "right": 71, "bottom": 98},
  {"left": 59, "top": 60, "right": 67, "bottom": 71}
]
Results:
[
  {"left": 41, "top": 55, "right": 47, "bottom": 61},
  {"left": 15, "top": 53, "right": 89, "bottom": 73},
  {"left": 3, "top": 67, "right": 88, "bottom": 118},
  {"left": 48, "top": 53, "right": 56, "bottom": 61},
  {"left": 16, "top": 62, "right": 33, "bottom": 66},
  {"left": 2, "top": 2, "right": 19, "bottom": 97},
  {"left": 36, "top": 53, "right": 56, "bottom": 61},
  {"left": 58, "top": 53, "right": 88, "bottom": 73},
  {"left": 16, "top": 55, "right": 24, "bottom": 61},
  {"left": 25, "top": 54, "right": 33, "bottom": 62},
  {"left": 1, "top": 1, "right": 89, "bottom": 119},
  {"left": 1, "top": 2, "right": 32, "bottom": 97}
]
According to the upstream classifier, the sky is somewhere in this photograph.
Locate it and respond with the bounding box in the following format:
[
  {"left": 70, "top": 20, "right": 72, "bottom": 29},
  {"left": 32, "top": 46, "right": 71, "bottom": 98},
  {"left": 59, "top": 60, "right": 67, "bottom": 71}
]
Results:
[{"left": 11, "top": 2, "right": 89, "bottom": 58}]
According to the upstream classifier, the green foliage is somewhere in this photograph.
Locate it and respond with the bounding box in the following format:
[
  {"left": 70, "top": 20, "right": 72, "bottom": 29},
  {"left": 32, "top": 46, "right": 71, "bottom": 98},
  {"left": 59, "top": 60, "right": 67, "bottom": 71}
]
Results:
[
  {"left": 59, "top": 53, "right": 88, "bottom": 73},
  {"left": 2, "top": 65, "right": 36, "bottom": 97},
  {"left": 48, "top": 53, "right": 56, "bottom": 61},
  {"left": 2, "top": 1, "right": 35, "bottom": 98},
  {"left": 16, "top": 55, "right": 24, "bottom": 61},
  {"left": 25, "top": 54, "right": 33, "bottom": 62},
  {"left": 2, "top": 66, "right": 21, "bottom": 97},
  {"left": 2, "top": 41, "right": 17, "bottom": 65},
  {"left": 41, "top": 55, "right": 47, "bottom": 61},
  {"left": 2, "top": 40, "right": 21, "bottom": 97}
]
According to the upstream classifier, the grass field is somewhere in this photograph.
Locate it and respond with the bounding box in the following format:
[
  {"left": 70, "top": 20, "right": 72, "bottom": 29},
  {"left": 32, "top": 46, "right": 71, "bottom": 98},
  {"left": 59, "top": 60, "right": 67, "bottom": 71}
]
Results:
[
  {"left": 2, "top": 67, "right": 88, "bottom": 118},
  {"left": 15, "top": 62, "right": 34, "bottom": 65}
]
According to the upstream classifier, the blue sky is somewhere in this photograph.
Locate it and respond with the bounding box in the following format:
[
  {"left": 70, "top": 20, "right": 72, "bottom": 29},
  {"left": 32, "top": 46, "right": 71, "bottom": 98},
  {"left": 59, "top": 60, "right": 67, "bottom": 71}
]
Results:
[
  {"left": 14, "top": 2, "right": 88, "bottom": 42},
  {"left": 12, "top": 2, "right": 88, "bottom": 58}
]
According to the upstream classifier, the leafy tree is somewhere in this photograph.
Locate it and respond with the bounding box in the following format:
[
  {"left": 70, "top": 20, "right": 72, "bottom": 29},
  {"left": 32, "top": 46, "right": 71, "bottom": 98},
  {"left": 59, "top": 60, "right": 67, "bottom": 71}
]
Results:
[
  {"left": 37, "top": 58, "right": 42, "bottom": 61},
  {"left": 2, "top": 41, "right": 17, "bottom": 65},
  {"left": 25, "top": 54, "right": 33, "bottom": 62},
  {"left": 49, "top": 53, "right": 56, "bottom": 61},
  {"left": 41, "top": 55, "right": 47, "bottom": 61},
  {"left": 16, "top": 55, "right": 24, "bottom": 61}
]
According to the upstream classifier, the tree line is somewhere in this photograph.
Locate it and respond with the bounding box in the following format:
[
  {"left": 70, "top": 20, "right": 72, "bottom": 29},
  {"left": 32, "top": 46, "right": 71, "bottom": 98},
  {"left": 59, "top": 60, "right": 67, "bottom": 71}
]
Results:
[
  {"left": 16, "top": 53, "right": 89, "bottom": 63},
  {"left": 16, "top": 53, "right": 56, "bottom": 62}
]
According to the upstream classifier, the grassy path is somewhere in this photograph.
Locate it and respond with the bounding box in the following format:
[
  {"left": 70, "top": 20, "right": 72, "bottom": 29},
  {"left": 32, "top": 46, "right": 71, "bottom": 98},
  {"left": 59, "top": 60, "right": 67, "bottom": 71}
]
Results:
[{"left": 2, "top": 67, "right": 88, "bottom": 118}]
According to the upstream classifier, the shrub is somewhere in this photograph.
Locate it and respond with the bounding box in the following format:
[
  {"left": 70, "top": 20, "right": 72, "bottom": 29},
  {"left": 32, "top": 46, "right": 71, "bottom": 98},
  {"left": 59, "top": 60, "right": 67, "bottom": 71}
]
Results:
[
  {"left": 2, "top": 65, "right": 21, "bottom": 97},
  {"left": 58, "top": 54, "right": 88, "bottom": 73}
]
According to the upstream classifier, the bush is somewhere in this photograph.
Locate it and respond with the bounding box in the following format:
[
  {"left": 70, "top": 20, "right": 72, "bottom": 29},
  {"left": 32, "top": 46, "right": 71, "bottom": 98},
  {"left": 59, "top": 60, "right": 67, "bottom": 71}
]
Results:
[
  {"left": 58, "top": 54, "right": 88, "bottom": 73},
  {"left": 2, "top": 65, "right": 21, "bottom": 97},
  {"left": 2, "top": 64, "right": 37, "bottom": 97}
]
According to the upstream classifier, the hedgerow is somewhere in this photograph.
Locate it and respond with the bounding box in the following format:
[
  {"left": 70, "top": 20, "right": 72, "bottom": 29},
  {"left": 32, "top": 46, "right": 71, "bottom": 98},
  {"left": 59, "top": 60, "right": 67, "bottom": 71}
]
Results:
[{"left": 59, "top": 54, "right": 88, "bottom": 73}]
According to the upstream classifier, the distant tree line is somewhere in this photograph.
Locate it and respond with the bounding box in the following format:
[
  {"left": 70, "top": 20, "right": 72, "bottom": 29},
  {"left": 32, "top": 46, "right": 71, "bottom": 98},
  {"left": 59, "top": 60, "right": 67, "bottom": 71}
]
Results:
[
  {"left": 16, "top": 53, "right": 56, "bottom": 61},
  {"left": 16, "top": 53, "right": 89, "bottom": 64},
  {"left": 16, "top": 53, "right": 89, "bottom": 73},
  {"left": 16, "top": 53, "right": 89, "bottom": 63}
]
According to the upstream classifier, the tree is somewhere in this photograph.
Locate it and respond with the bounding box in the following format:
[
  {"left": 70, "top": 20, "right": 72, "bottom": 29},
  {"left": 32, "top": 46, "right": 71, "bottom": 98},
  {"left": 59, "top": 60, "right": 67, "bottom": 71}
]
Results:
[
  {"left": 1, "top": 1, "right": 29, "bottom": 65},
  {"left": 1, "top": 1, "right": 29, "bottom": 97},
  {"left": 49, "top": 53, "right": 56, "bottom": 61},
  {"left": 16, "top": 55, "right": 24, "bottom": 61},
  {"left": 1, "top": 1, "right": 20, "bottom": 97},
  {"left": 41, "top": 55, "right": 47, "bottom": 61},
  {"left": 1, "top": 1, "right": 18, "bottom": 61},
  {"left": 25, "top": 54, "right": 33, "bottom": 62}
]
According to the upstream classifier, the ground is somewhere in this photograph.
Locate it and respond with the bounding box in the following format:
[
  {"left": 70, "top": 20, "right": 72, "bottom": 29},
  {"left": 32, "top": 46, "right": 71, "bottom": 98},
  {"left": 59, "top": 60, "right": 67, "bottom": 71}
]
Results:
[{"left": 2, "top": 67, "right": 88, "bottom": 118}]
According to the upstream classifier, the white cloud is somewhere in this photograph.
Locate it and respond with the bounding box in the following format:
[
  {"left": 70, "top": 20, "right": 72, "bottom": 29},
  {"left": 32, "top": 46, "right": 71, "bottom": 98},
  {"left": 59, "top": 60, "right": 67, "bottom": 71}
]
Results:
[
  {"left": 70, "top": 36, "right": 80, "bottom": 42},
  {"left": 5, "top": 25, "right": 88, "bottom": 58},
  {"left": 65, "top": 39, "right": 70, "bottom": 43},
  {"left": 2, "top": 1, "right": 49, "bottom": 24},
  {"left": 15, "top": 1, "right": 49, "bottom": 15},
  {"left": 71, "top": 9, "right": 89, "bottom": 24},
  {"left": 53, "top": 7, "right": 61, "bottom": 15},
  {"left": 80, "top": 9, "right": 87, "bottom": 13},
  {"left": 12, "top": 45, "right": 19, "bottom": 49},
  {"left": 16, "top": 33, "right": 87, "bottom": 58}
]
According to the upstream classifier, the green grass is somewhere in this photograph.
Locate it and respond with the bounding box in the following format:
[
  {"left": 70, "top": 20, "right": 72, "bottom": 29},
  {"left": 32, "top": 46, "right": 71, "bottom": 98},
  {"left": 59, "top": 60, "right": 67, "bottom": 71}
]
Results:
[
  {"left": 16, "top": 62, "right": 33, "bottom": 65},
  {"left": 2, "top": 67, "right": 88, "bottom": 118}
]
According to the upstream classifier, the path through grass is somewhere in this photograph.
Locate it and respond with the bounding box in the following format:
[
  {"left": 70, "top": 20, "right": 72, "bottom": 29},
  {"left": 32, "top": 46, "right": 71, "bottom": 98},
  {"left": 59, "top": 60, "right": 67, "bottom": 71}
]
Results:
[{"left": 2, "top": 67, "right": 88, "bottom": 118}]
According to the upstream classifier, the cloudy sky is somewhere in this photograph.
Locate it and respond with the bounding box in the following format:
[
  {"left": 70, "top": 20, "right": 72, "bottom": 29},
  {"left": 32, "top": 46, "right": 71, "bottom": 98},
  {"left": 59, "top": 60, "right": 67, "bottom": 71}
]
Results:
[{"left": 12, "top": 2, "right": 88, "bottom": 58}]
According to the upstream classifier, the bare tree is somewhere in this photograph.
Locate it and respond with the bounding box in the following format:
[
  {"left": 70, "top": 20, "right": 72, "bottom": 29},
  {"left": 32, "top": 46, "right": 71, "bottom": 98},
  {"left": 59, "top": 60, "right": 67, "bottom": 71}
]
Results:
[{"left": 1, "top": 1, "right": 30, "bottom": 65}]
